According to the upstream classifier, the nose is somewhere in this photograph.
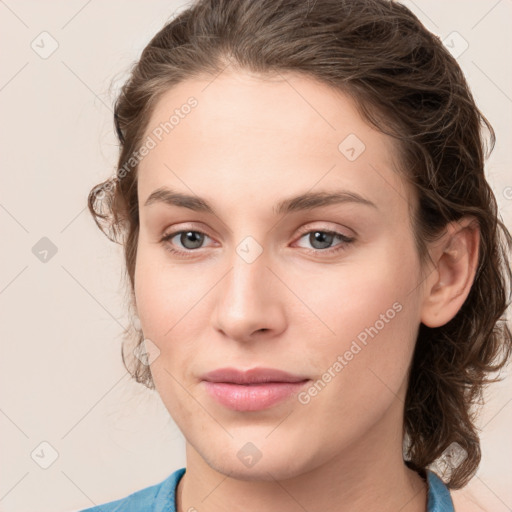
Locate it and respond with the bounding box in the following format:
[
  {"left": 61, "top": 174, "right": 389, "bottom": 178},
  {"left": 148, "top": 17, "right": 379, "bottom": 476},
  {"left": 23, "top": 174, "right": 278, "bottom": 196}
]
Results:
[{"left": 212, "top": 245, "right": 287, "bottom": 342}]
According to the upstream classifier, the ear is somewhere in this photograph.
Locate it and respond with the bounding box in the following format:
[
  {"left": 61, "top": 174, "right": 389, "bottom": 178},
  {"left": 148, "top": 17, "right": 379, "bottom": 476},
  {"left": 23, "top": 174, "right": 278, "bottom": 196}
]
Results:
[{"left": 420, "top": 216, "right": 480, "bottom": 328}]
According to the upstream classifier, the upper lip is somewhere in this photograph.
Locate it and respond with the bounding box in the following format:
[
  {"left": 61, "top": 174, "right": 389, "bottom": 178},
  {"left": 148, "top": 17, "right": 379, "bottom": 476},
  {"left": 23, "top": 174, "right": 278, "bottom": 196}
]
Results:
[{"left": 202, "top": 367, "right": 310, "bottom": 384}]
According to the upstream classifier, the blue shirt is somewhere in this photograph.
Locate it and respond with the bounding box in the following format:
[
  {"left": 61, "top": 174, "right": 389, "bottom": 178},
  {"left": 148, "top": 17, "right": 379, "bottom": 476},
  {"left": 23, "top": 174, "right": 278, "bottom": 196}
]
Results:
[{"left": 79, "top": 467, "right": 454, "bottom": 512}]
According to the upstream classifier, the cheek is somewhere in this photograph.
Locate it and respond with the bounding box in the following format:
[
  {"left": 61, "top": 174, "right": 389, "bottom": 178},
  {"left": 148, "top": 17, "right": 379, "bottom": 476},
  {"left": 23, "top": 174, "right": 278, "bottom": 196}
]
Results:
[
  {"left": 312, "top": 249, "right": 421, "bottom": 408},
  {"left": 134, "top": 244, "right": 193, "bottom": 338},
  {"left": 133, "top": 253, "right": 201, "bottom": 416},
  {"left": 297, "top": 241, "right": 420, "bottom": 383},
  {"left": 294, "top": 242, "right": 419, "bottom": 344},
  {"left": 133, "top": 247, "right": 215, "bottom": 391}
]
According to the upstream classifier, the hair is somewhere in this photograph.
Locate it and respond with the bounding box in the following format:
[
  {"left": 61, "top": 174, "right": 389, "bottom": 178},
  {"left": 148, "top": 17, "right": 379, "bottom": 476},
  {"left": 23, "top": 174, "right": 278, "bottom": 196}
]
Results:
[{"left": 88, "top": 0, "right": 512, "bottom": 489}]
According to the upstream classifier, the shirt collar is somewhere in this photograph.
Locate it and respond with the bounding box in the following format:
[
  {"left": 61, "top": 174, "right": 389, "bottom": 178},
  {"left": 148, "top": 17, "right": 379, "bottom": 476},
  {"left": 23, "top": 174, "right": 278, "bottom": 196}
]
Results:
[
  {"left": 158, "top": 467, "right": 454, "bottom": 512},
  {"left": 426, "top": 470, "right": 455, "bottom": 512}
]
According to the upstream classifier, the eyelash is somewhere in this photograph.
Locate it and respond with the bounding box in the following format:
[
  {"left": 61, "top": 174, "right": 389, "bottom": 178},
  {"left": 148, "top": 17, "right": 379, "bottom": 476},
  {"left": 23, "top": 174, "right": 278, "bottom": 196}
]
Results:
[{"left": 160, "top": 226, "right": 355, "bottom": 259}]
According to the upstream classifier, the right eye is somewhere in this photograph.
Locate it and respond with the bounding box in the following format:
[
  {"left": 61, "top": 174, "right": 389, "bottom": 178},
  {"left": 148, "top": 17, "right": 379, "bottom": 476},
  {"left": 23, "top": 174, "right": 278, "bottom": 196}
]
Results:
[{"left": 160, "top": 230, "right": 214, "bottom": 256}]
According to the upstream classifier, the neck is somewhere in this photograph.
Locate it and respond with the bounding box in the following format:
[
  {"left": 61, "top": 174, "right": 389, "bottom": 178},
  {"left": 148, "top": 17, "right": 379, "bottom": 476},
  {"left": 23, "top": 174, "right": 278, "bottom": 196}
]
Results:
[{"left": 176, "top": 389, "right": 427, "bottom": 512}]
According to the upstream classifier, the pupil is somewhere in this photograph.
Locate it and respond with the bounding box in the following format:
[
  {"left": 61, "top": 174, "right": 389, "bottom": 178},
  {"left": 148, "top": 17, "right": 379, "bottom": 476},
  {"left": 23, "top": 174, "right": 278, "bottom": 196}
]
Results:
[
  {"left": 182, "top": 231, "right": 203, "bottom": 249},
  {"left": 311, "top": 231, "right": 333, "bottom": 249}
]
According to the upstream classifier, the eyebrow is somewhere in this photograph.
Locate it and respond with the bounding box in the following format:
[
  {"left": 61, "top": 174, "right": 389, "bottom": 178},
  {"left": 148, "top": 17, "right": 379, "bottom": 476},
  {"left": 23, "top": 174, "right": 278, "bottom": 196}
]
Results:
[{"left": 143, "top": 186, "right": 378, "bottom": 215}]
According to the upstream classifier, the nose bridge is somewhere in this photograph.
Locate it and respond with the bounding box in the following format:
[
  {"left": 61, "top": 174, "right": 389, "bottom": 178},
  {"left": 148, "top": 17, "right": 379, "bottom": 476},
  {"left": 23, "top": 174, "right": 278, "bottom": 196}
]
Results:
[
  {"left": 213, "top": 231, "right": 284, "bottom": 338},
  {"left": 224, "top": 236, "right": 271, "bottom": 312}
]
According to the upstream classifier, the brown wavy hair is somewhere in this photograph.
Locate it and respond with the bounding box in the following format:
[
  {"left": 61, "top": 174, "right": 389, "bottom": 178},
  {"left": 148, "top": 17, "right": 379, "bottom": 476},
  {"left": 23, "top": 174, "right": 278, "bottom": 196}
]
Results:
[{"left": 88, "top": 0, "right": 512, "bottom": 489}]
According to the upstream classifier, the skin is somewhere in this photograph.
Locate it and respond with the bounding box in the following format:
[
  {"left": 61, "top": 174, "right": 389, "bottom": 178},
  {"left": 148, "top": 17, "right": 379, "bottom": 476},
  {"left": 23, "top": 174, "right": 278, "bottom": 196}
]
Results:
[{"left": 134, "top": 70, "right": 480, "bottom": 512}]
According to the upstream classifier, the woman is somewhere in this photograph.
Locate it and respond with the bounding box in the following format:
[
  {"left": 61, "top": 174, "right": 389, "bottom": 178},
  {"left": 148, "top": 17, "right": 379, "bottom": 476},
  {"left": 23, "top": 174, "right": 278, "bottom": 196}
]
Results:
[{"left": 82, "top": 0, "right": 512, "bottom": 510}]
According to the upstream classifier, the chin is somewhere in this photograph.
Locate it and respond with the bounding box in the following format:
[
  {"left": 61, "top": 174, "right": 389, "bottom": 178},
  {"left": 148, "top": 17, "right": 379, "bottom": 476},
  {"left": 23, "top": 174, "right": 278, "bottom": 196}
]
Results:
[
  {"left": 210, "top": 458, "right": 307, "bottom": 482},
  {"left": 197, "top": 439, "right": 316, "bottom": 482}
]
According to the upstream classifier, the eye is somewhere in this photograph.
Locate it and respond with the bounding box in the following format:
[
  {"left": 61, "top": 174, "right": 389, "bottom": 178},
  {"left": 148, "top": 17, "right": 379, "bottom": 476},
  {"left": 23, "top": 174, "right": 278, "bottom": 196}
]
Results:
[
  {"left": 294, "top": 229, "right": 355, "bottom": 254},
  {"left": 160, "top": 227, "right": 355, "bottom": 258},
  {"left": 161, "top": 230, "right": 212, "bottom": 256}
]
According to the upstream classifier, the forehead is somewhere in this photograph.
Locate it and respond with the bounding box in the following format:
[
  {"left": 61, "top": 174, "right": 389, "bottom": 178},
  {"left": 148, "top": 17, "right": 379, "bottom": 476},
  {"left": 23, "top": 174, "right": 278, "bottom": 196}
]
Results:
[
  {"left": 142, "top": 70, "right": 392, "bottom": 153},
  {"left": 137, "top": 70, "right": 413, "bottom": 217}
]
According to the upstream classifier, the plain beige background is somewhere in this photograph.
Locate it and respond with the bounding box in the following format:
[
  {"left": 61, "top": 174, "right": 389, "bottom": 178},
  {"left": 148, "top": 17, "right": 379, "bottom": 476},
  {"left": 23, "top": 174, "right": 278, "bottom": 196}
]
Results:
[{"left": 0, "top": 1, "right": 511, "bottom": 511}]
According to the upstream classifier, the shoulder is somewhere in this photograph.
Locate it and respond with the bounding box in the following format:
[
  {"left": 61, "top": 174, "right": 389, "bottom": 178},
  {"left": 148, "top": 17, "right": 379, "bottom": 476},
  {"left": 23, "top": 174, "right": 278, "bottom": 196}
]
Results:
[{"left": 77, "top": 467, "right": 186, "bottom": 512}]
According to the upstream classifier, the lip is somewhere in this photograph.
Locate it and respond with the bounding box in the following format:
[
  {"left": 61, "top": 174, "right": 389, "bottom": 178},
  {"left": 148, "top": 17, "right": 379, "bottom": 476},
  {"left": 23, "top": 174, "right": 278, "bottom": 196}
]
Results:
[
  {"left": 201, "top": 367, "right": 309, "bottom": 384},
  {"left": 201, "top": 367, "right": 311, "bottom": 411}
]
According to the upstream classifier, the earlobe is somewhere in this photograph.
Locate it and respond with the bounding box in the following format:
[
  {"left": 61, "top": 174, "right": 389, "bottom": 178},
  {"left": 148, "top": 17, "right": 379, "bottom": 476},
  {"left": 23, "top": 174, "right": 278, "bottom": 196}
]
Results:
[{"left": 420, "top": 217, "right": 480, "bottom": 328}]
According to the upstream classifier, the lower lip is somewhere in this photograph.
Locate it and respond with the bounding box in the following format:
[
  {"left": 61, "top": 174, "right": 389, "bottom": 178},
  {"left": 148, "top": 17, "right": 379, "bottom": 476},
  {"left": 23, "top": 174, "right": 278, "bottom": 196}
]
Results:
[{"left": 203, "top": 380, "right": 310, "bottom": 411}]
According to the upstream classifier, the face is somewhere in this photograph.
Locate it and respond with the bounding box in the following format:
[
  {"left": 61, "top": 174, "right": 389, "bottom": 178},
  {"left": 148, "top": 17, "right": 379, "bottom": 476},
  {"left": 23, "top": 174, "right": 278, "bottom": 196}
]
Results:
[{"left": 134, "top": 71, "right": 426, "bottom": 480}]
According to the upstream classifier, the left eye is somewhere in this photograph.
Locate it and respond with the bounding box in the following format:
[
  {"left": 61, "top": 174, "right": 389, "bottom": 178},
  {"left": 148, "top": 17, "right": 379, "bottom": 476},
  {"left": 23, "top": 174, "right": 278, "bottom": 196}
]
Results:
[{"left": 296, "top": 230, "right": 353, "bottom": 251}]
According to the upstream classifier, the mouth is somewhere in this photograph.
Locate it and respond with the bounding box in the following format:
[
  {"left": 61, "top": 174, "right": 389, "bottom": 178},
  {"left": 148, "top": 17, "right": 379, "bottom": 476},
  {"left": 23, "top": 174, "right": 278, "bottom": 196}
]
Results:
[{"left": 201, "top": 367, "right": 311, "bottom": 411}]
